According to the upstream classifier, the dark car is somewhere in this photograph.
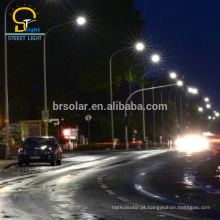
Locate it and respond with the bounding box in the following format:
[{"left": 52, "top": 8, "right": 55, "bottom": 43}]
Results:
[{"left": 18, "top": 136, "right": 62, "bottom": 166}]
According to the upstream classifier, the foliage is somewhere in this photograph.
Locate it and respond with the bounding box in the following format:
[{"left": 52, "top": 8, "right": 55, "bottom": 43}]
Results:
[{"left": 0, "top": 123, "right": 22, "bottom": 144}]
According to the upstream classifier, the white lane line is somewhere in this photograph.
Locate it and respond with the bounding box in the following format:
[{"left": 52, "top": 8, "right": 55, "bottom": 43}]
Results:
[
  {"left": 106, "top": 190, "right": 115, "bottom": 195},
  {"left": 157, "top": 211, "right": 191, "bottom": 220},
  {"left": 101, "top": 185, "right": 108, "bottom": 189},
  {"left": 117, "top": 197, "right": 130, "bottom": 202}
]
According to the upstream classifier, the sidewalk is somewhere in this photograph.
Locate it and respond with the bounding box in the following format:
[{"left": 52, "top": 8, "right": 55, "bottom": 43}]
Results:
[{"left": 0, "top": 158, "right": 17, "bottom": 172}]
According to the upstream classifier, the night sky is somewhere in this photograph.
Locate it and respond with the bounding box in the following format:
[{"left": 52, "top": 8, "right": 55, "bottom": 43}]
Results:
[{"left": 135, "top": 0, "right": 220, "bottom": 111}]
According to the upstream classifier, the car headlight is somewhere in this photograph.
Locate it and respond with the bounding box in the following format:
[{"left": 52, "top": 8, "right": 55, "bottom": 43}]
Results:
[
  {"left": 18, "top": 148, "right": 26, "bottom": 155},
  {"left": 175, "top": 135, "right": 209, "bottom": 153}
]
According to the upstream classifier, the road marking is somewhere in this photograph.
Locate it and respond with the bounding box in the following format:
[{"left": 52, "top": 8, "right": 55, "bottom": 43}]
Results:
[
  {"left": 101, "top": 185, "right": 108, "bottom": 189},
  {"left": 117, "top": 197, "right": 130, "bottom": 202},
  {"left": 157, "top": 211, "right": 191, "bottom": 219},
  {"left": 106, "top": 190, "right": 115, "bottom": 195}
]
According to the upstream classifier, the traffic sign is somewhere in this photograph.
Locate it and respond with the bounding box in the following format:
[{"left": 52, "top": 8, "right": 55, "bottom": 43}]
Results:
[
  {"left": 42, "top": 110, "right": 49, "bottom": 120},
  {"left": 85, "top": 114, "right": 92, "bottom": 121}
]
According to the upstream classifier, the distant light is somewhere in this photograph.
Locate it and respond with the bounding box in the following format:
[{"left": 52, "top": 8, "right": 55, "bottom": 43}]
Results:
[
  {"left": 177, "top": 80, "right": 183, "bottom": 86},
  {"left": 206, "top": 104, "right": 211, "bottom": 109},
  {"left": 151, "top": 54, "right": 160, "bottom": 63},
  {"left": 188, "top": 87, "right": 193, "bottom": 93},
  {"left": 188, "top": 87, "right": 198, "bottom": 94},
  {"left": 135, "top": 42, "right": 145, "bottom": 51},
  {"left": 215, "top": 112, "right": 220, "bottom": 117},
  {"left": 203, "top": 132, "right": 214, "bottom": 136},
  {"left": 204, "top": 97, "right": 209, "bottom": 102},
  {"left": 213, "top": 117, "right": 216, "bottom": 120},
  {"left": 198, "top": 107, "right": 203, "bottom": 112},
  {"left": 76, "top": 16, "right": 86, "bottom": 25},
  {"left": 208, "top": 116, "right": 212, "bottom": 119},
  {"left": 193, "top": 88, "right": 198, "bottom": 94},
  {"left": 170, "top": 72, "right": 177, "bottom": 79}
]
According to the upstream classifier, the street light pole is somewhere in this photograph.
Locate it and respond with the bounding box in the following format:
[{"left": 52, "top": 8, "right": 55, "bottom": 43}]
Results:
[
  {"left": 160, "top": 88, "right": 165, "bottom": 141},
  {"left": 141, "top": 68, "right": 164, "bottom": 141},
  {"left": 43, "top": 22, "right": 71, "bottom": 112},
  {"left": 4, "top": 0, "right": 16, "bottom": 159},
  {"left": 125, "top": 83, "right": 178, "bottom": 150},
  {"left": 109, "top": 48, "right": 129, "bottom": 150},
  {"left": 43, "top": 22, "right": 72, "bottom": 135},
  {"left": 151, "top": 72, "right": 177, "bottom": 145},
  {"left": 109, "top": 43, "right": 145, "bottom": 149},
  {"left": 43, "top": 19, "right": 85, "bottom": 135}
]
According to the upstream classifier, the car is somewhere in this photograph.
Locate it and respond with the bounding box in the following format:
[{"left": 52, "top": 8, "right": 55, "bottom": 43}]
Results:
[{"left": 18, "top": 136, "right": 62, "bottom": 166}]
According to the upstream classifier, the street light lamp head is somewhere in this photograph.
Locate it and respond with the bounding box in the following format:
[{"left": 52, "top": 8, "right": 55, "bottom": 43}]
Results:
[
  {"left": 177, "top": 80, "right": 183, "bottom": 86},
  {"left": 206, "top": 104, "right": 211, "bottom": 109},
  {"left": 198, "top": 107, "right": 203, "bottom": 112},
  {"left": 193, "top": 88, "right": 198, "bottom": 94},
  {"left": 188, "top": 87, "right": 193, "bottom": 93},
  {"left": 76, "top": 16, "right": 86, "bottom": 25},
  {"left": 208, "top": 116, "right": 212, "bottom": 120},
  {"left": 204, "top": 97, "right": 209, "bottom": 102},
  {"left": 188, "top": 87, "right": 198, "bottom": 94},
  {"left": 170, "top": 72, "right": 177, "bottom": 79},
  {"left": 135, "top": 42, "right": 145, "bottom": 51},
  {"left": 151, "top": 54, "right": 160, "bottom": 63},
  {"left": 215, "top": 112, "right": 220, "bottom": 117}
]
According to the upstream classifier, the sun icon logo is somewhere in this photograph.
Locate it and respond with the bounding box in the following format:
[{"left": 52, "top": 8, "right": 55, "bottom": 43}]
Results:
[{"left": 9, "top": 4, "right": 39, "bottom": 32}]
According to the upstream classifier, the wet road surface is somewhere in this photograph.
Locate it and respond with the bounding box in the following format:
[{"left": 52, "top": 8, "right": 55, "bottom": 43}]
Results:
[{"left": 0, "top": 150, "right": 220, "bottom": 219}]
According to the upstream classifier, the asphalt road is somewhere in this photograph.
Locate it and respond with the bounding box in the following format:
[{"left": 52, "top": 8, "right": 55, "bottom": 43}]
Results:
[{"left": 0, "top": 149, "right": 220, "bottom": 220}]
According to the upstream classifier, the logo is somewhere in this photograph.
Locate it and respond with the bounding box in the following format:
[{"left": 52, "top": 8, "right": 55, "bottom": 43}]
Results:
[
  {"left": 6, "top": 4, "right": 45, "bottom": 41},
  {"left": 12, "top": 6, "right": 37, "bottom": 32}
]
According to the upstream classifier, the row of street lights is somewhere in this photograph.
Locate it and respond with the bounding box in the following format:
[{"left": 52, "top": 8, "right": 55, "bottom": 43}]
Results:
[{"left": 4, "top": 1, "right": 220, "bottom": 154}]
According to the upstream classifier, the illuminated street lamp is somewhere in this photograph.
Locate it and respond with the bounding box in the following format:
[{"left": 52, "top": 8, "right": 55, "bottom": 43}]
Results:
[
  {"left": 135, "top": 42, "right": 145, "bottom": 51},
  {"left": 188, "top": 87, "right": 198, "bottom": 94},
  {"left": 198, "top": 107, "right": 203, "bottom": 112},
  {"left": 109, "top": 42, "right": 145, "bottom": 149},
  {"left": 152, "top": 72, "right": 178, "bottom": 145},
  {"left": 179, "top": 86, "right": 198, "bottom": 133},
  {"left": 204, "top": 97, "right": 209, "bottom": 102},
  {"left": 151, "top": 54, "right": 160, "bottom": 63},
  {"left": 193, "top": 88, "right": 198, "bottom": 94},
  {"left": 43, "top": 17, "right": 86, "bottom": 134},
  {"left": 214, "top": 112, "right": 219, "bottom": 117},
  {"left": 208, "top": 116, "right": 212, "bottom": 120},
  {"left": 125, "top": 81, "right": 182, "bottom": 150},
  {"left": 139, "top": 55, "right": 162, "bottom": 142},
  {"left": 206, "top": 104, "right": 211, "bottom": 109},
  {"left": 76, "top": 17, "right": 86, "bottom": 25},
  {"left": 170, "top": 72, "right": 177, "bottom": 79},
  {"left": 177, "top": 80, "right": 183, "bottom": 86},
  {"left": 160, "top": 80, "right": 183, "bottom": 140},
  {"left": 128, "top": 54, "right": 161, "bottom": 119}
]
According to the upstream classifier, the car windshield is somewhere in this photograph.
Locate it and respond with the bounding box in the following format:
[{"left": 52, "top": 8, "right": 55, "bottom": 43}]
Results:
[{"left": 25, "top": 138, "right": 53, "bottom": 146}]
